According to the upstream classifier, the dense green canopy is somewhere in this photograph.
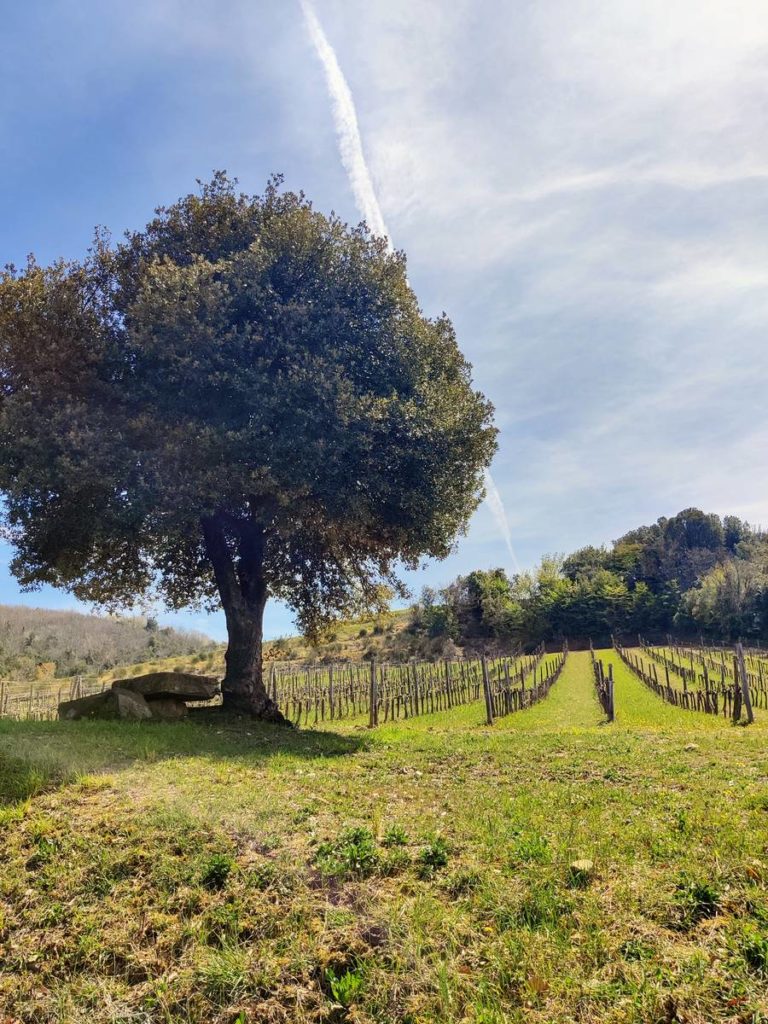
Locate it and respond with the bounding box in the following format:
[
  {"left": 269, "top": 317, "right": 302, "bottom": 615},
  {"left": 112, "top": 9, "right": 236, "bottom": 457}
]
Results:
[{"left": 411, "top": 509, "right": 768, "bottom": 649}]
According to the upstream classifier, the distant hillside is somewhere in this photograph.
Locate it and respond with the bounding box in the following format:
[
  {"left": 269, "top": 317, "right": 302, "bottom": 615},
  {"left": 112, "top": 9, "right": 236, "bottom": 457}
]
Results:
[
  {"left": 97, "top": 609, "right": 414, "bottom": 684},
  {"left": 0, "top": 605, "right": 215, "bottom": 680}
]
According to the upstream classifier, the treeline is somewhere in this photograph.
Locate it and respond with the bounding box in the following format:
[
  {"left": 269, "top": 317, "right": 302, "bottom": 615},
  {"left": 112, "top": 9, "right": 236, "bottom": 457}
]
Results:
[
  {"left": 409, "top": 509, "right": 768, "bottom": 649},
  {"left": 0, "top": 605, "right": 215, "bottom": 679}
]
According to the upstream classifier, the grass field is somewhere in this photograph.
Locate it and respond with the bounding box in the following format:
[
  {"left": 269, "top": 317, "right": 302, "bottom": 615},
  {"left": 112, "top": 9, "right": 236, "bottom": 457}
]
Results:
[{"left": 1, "top": 650, "right": 767, "bottom": 1023}]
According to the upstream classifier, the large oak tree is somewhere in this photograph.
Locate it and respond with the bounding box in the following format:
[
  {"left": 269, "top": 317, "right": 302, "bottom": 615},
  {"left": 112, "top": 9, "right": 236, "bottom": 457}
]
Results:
[{"left": 0, "top": 175, "right": 497, "bottom": 719}]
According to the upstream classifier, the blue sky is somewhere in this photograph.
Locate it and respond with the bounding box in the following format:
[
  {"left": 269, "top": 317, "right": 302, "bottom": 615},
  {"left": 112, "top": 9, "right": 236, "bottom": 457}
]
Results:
[{"left": 2, "top": 0, "right": 767, "bottom": 641}]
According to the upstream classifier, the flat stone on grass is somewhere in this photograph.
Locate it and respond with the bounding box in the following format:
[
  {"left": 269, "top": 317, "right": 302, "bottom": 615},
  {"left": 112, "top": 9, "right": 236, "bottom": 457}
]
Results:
[{"left": 110, "top": 672, "right": 220, "bottom": 702}]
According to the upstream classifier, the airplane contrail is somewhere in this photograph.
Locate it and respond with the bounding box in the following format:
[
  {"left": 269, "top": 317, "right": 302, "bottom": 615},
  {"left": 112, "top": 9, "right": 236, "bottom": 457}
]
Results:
[
  {"left": 483, "top": 469, "right": 522, "bottom": 575},
  {"left": 299, "top": 0, "right": 391, "bottom": 248},
  {"left": 300, "top": 1, "right": 520, "bottom": 577}
]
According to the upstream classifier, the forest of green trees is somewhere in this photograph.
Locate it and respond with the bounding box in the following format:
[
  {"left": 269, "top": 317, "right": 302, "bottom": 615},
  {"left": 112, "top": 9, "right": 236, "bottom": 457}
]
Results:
[
  {"left": 409, "top": 509, "right": 768, "bottom": 649},
  {"left": 0, "top": 605, "right": 214, "bottom": 679}
]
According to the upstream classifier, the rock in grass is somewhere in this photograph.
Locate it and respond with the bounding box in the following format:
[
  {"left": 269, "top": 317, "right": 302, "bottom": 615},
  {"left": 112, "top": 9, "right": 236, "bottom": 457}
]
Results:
[
  {"left": 113, "top": 687, "right": 153, "bottom": 722},
  {"left": 58, "top": 691, "right": 112, "bottom": 720},
  {"left": 569, "top": 859, "right": 594, "bottom": 885},
  {"left": 110, "top": 672, "right": 219, "bottom": 702},
  {"left": 148, "top": 697, "right": 189, "bottom": 721},
  {"left": 59, "top": 688, "right": 154, "bottom": 721}
]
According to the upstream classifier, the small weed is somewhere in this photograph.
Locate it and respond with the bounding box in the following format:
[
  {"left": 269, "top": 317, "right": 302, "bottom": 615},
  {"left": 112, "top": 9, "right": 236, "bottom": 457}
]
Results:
[
  {"left": 517, "top": 881, "right": 572, "bottom": 928},
  {"left": 673, "top": 874, "right": 721, "bottom": 928},
  {"left": 380, "top": 847, "right": 411, "bottom": 876},
  {"left": 73, "top": 773, "right": 113, "bottom": 792},
  {"left": 325, "top": 964, "right": 366, "bottom": 1007},
  {"left": 200, "top": 852, "right": 234, "bottom": 891},
  {"left": 382, "top": 823, "right": 409, "bottom": 847},
  {"left": 510, "top": 831, "right": 549, "bottom": 865},
  {"left": 315, "top": 827, "right": 379, "bottom": 879},
  {"left": 417, "top": 837, "right": 449, "bottom": 879},
  {"left": 248, "top": 861, "right": 281, "bottom": 891},
  {"left": 26, "top": 835, "right": 58, "bottom": 870},
  {"left": 620, "top": 937, "right": 655, "bottom": 962},
  {"left": 442, "top": 868, "right": 483, "bottom": 898},
  {"left": 675, "top": 809, "right": 690, "bottom": 834},
  {"left": 0, "top": 754, "right": 57, "bottom": 805},
  {"left": 742, "top": 929, "right": 768, "bottom": 976},
  {"left": 196, "top": 943, "right": 249, "bottom": 1002}
]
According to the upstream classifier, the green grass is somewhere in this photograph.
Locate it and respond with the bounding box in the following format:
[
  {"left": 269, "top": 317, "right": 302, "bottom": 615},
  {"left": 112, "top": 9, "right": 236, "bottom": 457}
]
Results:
[{"left": 1, "top": 650, "right": 768, "bottom": 1023}]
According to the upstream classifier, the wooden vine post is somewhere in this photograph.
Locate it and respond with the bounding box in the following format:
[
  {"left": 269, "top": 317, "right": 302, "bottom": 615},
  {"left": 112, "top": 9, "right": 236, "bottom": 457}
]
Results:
[
  {"left": 735, "top": 642, "right": 755, "bottom": 725},
  {"left": 607, "top": 662, "right": 615, "bottom": 722},
  {"left": 481, "top": 654, "right": 494, "bottom": 726},
  {"left": 269, "top": 663, "right": 277, "bottom": 705},
  {"left": 368, "top": 660, "right": 378, "bottom": 728}
]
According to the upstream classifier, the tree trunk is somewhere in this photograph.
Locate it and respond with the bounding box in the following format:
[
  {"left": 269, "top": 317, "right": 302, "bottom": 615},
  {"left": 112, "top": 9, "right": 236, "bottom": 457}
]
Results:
[{"left": 202, "top": 514, "right": 287, "bottom": 723}]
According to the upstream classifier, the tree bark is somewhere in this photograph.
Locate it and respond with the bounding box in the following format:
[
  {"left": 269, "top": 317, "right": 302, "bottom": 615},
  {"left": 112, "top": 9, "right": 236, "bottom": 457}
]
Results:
[{"left": 201, "top": 514, "right": 287, "bottom": 723}]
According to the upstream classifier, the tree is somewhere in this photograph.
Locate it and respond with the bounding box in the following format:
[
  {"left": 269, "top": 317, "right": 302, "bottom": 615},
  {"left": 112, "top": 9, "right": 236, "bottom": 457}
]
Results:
[{"left": 0, "top": 175, "right": 497, "bottom": 718}]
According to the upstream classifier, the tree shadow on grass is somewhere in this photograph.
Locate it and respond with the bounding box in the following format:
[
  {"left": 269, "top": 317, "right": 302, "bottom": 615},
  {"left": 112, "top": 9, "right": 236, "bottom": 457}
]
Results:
[{"left": 0, "top": 710, "right": 368, "bottom": 808}]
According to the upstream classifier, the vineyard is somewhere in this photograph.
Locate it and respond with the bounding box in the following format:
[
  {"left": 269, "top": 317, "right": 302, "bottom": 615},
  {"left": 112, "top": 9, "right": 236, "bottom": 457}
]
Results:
[
  {"left": 614, "top": 639, "right": 764, "bottom": 723},
  {"left": 0, "top": 676, "right": 107, "bottom": 721},
  {"left": 2, "top": 639, "right": 766, "bottom": 729},
  {"left": 0, "top": 645, "right": 571, "bottom": 726},
  {"left": 272, "top": 645, "right": 569, "bottom": 727}
]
